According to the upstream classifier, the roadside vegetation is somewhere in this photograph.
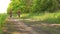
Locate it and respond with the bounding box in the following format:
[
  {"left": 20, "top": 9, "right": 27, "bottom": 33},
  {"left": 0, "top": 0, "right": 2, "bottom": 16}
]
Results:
[{"left": 0, "top": 14, "right": 7, "bottom": 34}]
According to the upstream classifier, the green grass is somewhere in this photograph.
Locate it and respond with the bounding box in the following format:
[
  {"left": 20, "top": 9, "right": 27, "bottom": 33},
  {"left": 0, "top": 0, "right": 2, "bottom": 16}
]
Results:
[
  {"left": 0, "top": 14, "right": 7, "bottom": 34},
  {"left": 20, "top": 12, "right": 60, "bottom": 24}
]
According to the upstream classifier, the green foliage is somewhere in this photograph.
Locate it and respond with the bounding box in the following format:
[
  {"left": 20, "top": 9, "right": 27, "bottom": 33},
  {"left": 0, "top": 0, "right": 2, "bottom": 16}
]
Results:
[
  {"left": 0, "top": 14, "right": 7, "bottom": 34},
  {"left": 7, "top": 0, "right": 60, "bottom": 13}
]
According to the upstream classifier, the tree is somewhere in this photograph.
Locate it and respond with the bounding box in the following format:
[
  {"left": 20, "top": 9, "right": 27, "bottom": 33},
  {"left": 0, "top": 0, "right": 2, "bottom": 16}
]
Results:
[{"left": 7, "top": 0, "right": 60, "bottom": 13}]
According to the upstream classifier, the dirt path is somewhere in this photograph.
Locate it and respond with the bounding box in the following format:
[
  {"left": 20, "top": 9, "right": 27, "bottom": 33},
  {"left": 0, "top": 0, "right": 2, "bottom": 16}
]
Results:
[
  {"left": 2, "top": 18, "right": 38, "bottom": 34},
  {"left": 2, "top": 18, "right": 60, "bottom": 34}
]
